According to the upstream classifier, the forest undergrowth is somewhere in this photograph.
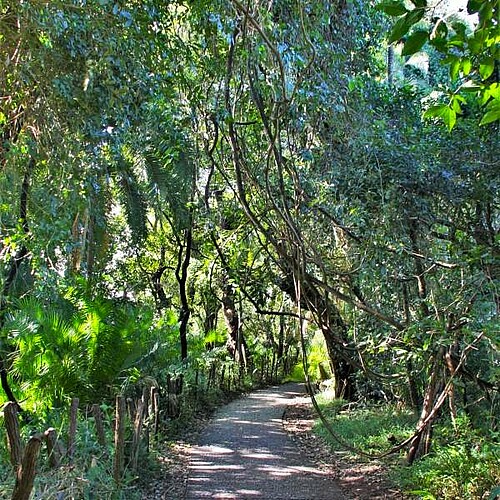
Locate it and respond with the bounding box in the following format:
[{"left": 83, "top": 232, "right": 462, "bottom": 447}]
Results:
[
  {"left": 311, "top": 392, "right": 500, "bottom": 500},
  {"left": 0, "top": 377, "right": 253, "bottom": 499},
  {"left": 1, "top": 0, "right": 499, "bottom": 498}
]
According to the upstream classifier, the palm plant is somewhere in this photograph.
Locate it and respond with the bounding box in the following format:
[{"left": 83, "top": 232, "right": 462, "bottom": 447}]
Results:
[{"left": 3, "top": 293, "right": 150, "bottom": 409}]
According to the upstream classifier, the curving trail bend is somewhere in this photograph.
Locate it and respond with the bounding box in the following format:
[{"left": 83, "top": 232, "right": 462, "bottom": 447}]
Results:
[{"left": 186, "top": 383, "right": 345, "bottom": 499}]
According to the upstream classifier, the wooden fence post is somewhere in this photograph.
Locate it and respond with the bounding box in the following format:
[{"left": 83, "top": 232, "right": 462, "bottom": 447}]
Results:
[
  {"left": 166, "top": 375, "right": 183, "bottom": 418},
  {"left": 113, "top": 395, "right": 126, "bottom": 484},
  {"left": 130, "top": 399, "right": 145, "bottom": 472},
  {"left": 44, "top": 428, "right": 60, "bottom": 468},
  {"left": 11, "top": 433, "right": 44, "bottom": 500},
  {"left": 151, "top": 387, "right": 160, "bottom": 435},
  {"left": 141, "top": 387, "right": 150, "bottom": 453},
  {"left": 67, "top": 397, "right": 79, "bottom": 464},
  {"left": 91, "top": 404, "right": 106, "bottom": 448},
  {"left": 4, "top": 402, "right": 23, "bottom": 467}
]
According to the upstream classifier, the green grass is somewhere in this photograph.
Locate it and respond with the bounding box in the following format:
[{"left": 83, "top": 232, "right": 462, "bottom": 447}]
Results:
[
  {"left": 313, "top": 394, "right": 416, "bottom": 457},
  {"left": 283, "top": 363, "right": 306, "bottom": 382},
  {"left": 312, "top": 395, "right": 500, "bottom": 499}
]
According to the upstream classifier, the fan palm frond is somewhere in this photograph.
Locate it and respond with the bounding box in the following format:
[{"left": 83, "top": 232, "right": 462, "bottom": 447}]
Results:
[{"left": 115, "top": 156, "right": 148, "bottom": 245}]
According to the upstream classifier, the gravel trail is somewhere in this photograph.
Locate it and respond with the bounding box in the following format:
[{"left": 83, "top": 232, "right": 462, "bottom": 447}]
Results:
[{"left": 186, "top": 383, "right": 345, "bottom": 499}]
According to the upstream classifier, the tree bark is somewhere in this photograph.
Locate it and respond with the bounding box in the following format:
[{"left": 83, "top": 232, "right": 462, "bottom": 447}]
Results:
[
  {"left": 166, "top": 374, "right": 183, "bottom": 418},
  {"left": 407, "top": 348, "right": 444, "bottom": 464},
  {"left": 408, "top": 218, "right": 430, "bottom": 318},
  {"left": 151, "top": 246, "right": 169, "bottom": 312},
  {"left": 176, "top": 229, "right": 192, "bottom": 361},
  {"left": 402, "top": 283, "right": 422, "bottom": 409},
  {"left": 279, "top": 270, "right": 356, "bottom": 400},
  {"left": 151, "top": 386, "right": 160, "bottom": 435},
  {"left": 4, "top": 402, "right": 23, "bottom": 467},
  {"left": 152, "top": 263, "right": 169, "bottom": 311},
  {"left": 387, "top": 45, "right": 394, "bottom": 85},
  {"left": 11, "top": 433, "right": 43, "bottom": 500},
  {"left": 130, "top": 399, "right": 145, "bottom": 472},
  {"left": 221, "top": 280, "right": 248, "bottom": 367}
]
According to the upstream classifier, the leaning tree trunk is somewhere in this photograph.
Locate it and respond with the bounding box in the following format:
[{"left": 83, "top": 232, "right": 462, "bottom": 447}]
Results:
[
  {"left": 278, "top": 269, "right": 356, "bottom": 400},
  {"left": 407, "top": 347, "right": 444, "bottom": 464},
  {"left": 318, "top": 306, "right": 356, "bottom": 400}
]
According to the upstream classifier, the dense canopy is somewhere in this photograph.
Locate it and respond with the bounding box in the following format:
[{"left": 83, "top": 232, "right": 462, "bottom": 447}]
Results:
[{"left": 0, "top": 0, "right": 498, "bottom": 497}]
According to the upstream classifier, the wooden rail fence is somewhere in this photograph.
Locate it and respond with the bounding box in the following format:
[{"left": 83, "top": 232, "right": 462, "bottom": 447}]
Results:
[{"left": 1, "top": 381, "right": 175, "bottom": 500}]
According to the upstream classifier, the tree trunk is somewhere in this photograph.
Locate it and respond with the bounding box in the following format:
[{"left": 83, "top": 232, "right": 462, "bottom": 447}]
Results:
[
  {"left": 406, "top": 359, "right": 421, "bottom": 410},
  {"left": 407, "top": 348, "right": 444, "bottom": 464},
  {"left": 44, "top": 428, "right": 60, "bottom": 469},
  {"left": 176, "top": 228, "right": 192, "bottom": 361},
  {"left": 166, "top": 374, "right": 183, "bottom": 419},
  {"left": 387, "top": 45, "right": 394, "bottom": 85},
  {"left": 222, "top": 281, "right": 248, "bottom": 367},
  {"left": 130, "top": 399, "right": 145, "bottom": 472},
  {"left": 321, "top": 322, "right": 355, "bottom": 400},
  {"left": 279, "top": 271, "right": 356, "bottom": 400},
  {"left": 151, "top": 386, "right": 160, "bottom": 435},
  {"left": 402, "top": 283, "right": 422, "bottom": 409}
]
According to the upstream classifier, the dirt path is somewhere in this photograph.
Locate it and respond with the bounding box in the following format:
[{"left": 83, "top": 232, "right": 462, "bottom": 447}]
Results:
[{"left": 186, "top": 383, "right": 345, "bottom": 499}]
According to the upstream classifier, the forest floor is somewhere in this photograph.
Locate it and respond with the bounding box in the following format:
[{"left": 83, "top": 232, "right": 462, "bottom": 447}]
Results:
[{"left": 139, "top": 383, "right": 407, "bottom": 499}]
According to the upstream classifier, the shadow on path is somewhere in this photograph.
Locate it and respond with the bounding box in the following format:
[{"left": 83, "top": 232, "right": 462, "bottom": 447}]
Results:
[{"left": 186, "top": 383, "right": 345, "bottom": 499}]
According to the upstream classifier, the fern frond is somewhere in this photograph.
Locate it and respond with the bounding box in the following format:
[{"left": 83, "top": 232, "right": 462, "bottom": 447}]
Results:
[{"left": 116, "top": 157, "right": 148, "bottom": 245}]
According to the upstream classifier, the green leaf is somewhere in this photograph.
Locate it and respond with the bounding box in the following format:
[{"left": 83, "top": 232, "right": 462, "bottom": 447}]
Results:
[
  {"left": 468, "top": 33, "right": 483, "bottom": 54},
  {"left": 424, "top": 104, "right": 456, "bottom": 131},
  {"left": 423, "top": 104, "right": 448, "bottom": 118},
  {"left": 479, "top": 83, "right": 499, "bottom": 103},
  {"left": 485, "top": 97, "right": 500, "bottom": 111},
  {"left": 486, "top": 83, "right": 500, "bottom": 99},
  {"left": 479, "top": 57, "right": 495, "bottom": 79},
  {"left": 478, "top": 1, "right": 493, "bottom": 24},
  {"left": 451, "top": 22, "right": 467, "bottom": 40},
  {"left": 375, "top": 0, "right": 408, "bottom": 16},
  {"left": 410, "top": 0, "right": 427, "bottom": 6},
  {"left": 431, "top": 19, "right": 448, "bottom": 40},
  {"left": 449, "top": 56, "right": 461, "bottom": 81},
  {"left": 402, "top": 30, "right": 429, "bottom": 55},
  {"left": 389, "top": 16, "right": 412, "bottom": 43},
  {"left": 461, "top": 58, "right": 472, "bottom": 76},
  {"left": 429, "top": 36, "right": 447, "bottom": 52},
  {"left": 480, "top": 99, "right": 500, "bottom": 125},
  {"left": 450, "top": 95, "right": 464, "bottom": 114},
  {"left": 388, "top": 9, "right": 425, "bottom": 43},
  {"left": 467, "top": 0, "right": 482, "bottom": 13}
]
